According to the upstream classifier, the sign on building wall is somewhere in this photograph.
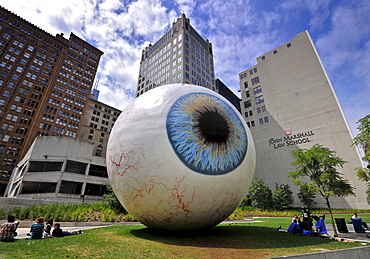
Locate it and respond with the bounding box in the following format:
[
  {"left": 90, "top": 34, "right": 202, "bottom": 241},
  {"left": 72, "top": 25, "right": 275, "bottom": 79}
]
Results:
[{"left": 268, "top": 130, "right": 315, "bottom": 149}]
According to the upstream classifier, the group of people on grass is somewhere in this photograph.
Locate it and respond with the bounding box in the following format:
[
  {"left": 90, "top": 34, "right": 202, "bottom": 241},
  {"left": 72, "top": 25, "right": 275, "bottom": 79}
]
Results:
[
  {"left": 287, "top": 208, "right": 328, "bottom": 236},
  {"left": 0, "top": 215, "right": 83, "bottom": 242}
]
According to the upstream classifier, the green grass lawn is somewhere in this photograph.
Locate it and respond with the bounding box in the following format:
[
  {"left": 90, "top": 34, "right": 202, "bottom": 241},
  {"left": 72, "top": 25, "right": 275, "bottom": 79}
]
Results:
[{"left": 1, "top": 218, "right": 368, "bottom": 259}]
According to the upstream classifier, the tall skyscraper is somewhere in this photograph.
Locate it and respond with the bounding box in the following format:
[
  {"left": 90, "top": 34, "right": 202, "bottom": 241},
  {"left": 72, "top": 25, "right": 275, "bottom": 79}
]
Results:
[
  {"left": 136, "top": 14, "right": 215, "bottom": 97},
  {"left": 239, "top": 31, "right": 367, "bottom": 208},
  {"left": 0, "top": 6, "right": 103, "bottom": 193}
]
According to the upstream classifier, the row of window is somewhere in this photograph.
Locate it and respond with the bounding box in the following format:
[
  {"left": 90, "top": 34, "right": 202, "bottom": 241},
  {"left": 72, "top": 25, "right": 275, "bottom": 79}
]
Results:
[
  {"left": 246, "top": 116, "right": 269, "bottom": 128},
  {"left": 20, "top": 180, "right": 107, "bottom": 196},
  {"left": 240, "top": 68, "right": 258, "bottom": 79},
  {"left": 245, "top": 106, "right": 267, "bottom": 118},
  {"left": 244, "top": 95, "right": 264, "bottom": 108}
]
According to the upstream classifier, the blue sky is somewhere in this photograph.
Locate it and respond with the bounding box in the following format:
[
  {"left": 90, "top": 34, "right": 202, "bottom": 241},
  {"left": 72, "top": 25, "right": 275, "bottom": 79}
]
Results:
[{"left": 1, "top": 0, "right": 369, "bottom": 136}]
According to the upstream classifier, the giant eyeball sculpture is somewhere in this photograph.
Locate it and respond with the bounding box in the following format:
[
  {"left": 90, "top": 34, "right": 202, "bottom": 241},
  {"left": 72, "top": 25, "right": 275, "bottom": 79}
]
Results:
[{"left": 107, "top": 84, "right": 255, "bottom": 230}]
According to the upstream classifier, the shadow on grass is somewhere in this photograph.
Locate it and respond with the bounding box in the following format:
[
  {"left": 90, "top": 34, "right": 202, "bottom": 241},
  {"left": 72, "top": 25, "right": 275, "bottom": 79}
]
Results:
[{"left": 130, "top": 224, "right": 335, "bottom": 249}]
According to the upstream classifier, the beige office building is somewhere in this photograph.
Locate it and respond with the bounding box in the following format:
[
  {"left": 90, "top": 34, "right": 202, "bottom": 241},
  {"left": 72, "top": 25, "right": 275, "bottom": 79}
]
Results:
[
  {"left": 136, "top": 14, "right": 215, "bottom": 97},
  {"left": 78, "top": 93, "right": 121, "bottom": 158},
  {"left": 239, "top": 31, "right": 367, "bottom": 209}
]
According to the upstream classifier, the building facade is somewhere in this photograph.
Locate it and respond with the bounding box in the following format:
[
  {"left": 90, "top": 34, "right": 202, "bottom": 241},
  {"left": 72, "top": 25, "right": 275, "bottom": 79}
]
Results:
[
  {"left": 78, "top": 93, "right": 121, "bottom": 158},
  {"left": 216, "top": 78, "right": 241, "bottom": 113},
  {"left": 136, "top": 14, "right": 215, "bottom": 97},
  {"left": 239, "top": 31, "right": 367, "bottom": 208},
  {"left": 0, "top": 6, "right": 103, "bottom": 193},
  {"left": 4, "top": 136, "right": 109, "bottom": 203}
]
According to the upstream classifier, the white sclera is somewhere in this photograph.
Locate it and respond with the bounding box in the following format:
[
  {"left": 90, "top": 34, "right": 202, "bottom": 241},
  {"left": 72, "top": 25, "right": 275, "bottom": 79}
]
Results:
[{"left": 107, "top": 84, "right": 255, "bottom": 230}]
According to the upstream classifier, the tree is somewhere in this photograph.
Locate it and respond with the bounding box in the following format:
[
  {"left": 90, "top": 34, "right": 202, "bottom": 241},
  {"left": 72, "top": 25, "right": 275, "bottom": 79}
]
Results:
[
  {"left": 352, "top": 114, "right": 370, "bottom": 205},
  {"left": 289, "top": 144, "right": 355, "bottom": 237},
  {"left": 103, "top": 185, "right": 127, "bottom": 214},
  {"left": 247, "top": 177, "right": 272, "bottom": 210},
  {"left": 297, "top": 184, "right": 317, "bottom": 209},
  {"left": 272, "top": 183, "right": 294, "bottom": 210}
]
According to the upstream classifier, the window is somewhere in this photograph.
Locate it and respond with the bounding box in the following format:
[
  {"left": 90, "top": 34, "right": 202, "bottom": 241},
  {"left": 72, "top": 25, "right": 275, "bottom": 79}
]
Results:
[
  {"left": 10, "top": 105, "right": 22, "bottom": 112},
  {"left": 249, "top": 110, "right": 253, "bottom": 116},
  {"left": 20, "top": 182, "right": 57, "bottom": 194},
  {"left": 255, "top": 95, "right": 264, "bottom": 104},
  {"left": 254, "top": 68, "right": 257, "bottom": 73},
  {"left": 5, "top": 113, "right": 18, "bottom": 122},
  {"left": 0, "top": 70, "right": 8, "bottom": 77},
  {"left": 2, "top": 123, "right": 14, "bottom": 131},
  {"left": 257, "top": 107, "right": 261, "bottom": 114},
  {"left": 84, "top": 183, "right": 107, "bottom": 196},
  {"left": 251, "top": 121, "right": 255, "bottom": 127},
  {"left": 261, "top": 56, "right": 265, "bottom": 60},
  {"left": 247, "top": 122, "right": 250, "bottom": 128},
  {"left": 273, "top": 50, "right": 277, "bottom": 54},
  {"left": 2, "top": 134, "right": 10, "bottom": 142},
  {"left": 3, "top": 90, "right": 11, "bottom": 97},
  {"left": 244, "top": 100, "right": 252, "bottom": 108},
  {"left": 264, "top": 116, "right": 269, "bottom": 123},
  {"left": 244, "top": 82, "right": 248, "bottom": 89},
  {"left": 259, "top": 118, "right": 264, "bottom": 125},
  {"left": 287, "top": 43, "right": 291, "bottom": 48},
  {"left": 59, "top": 181, "right": 83, "bottom": 194},
  {"left": 11, "top": 74, "right": 20, "bottom": 80},
  {"left": 251, "top": 77, "right": 260, "bottom": 85},
  {"left": 88, "top": 135, "right": 93, "bottom": 140},
  {"left": 2, "top": 33, "right": 11, "bottom": 40},
  {"left": 89, "top": 163, "right": 107, "bottom": 177},
  {"left": 262, "top": 105, "right": 266, "bottom": 112},
  {"left": 16, "top": 66, "right": 24, "bottom": 73},
  {"left": 245, "top": 112, "right": 248, "bottom": 118},
  {"left": 246, "top": 90, "right": 250, "bottom": 98},
  {"left": 65, "top": 160, "right": 87, "bottom": 174},
  {"left": 253, "top": 86, "right": 262, "bottom": 94},
  {"left": 249, "top": 70, "right": 253, "bottom": 75}
]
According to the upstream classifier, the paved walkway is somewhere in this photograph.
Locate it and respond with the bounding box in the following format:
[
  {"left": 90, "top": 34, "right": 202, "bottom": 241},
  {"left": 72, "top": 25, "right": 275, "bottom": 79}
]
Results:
[{"left": 323, "top": 222, "right": 370, "bottom": 243}]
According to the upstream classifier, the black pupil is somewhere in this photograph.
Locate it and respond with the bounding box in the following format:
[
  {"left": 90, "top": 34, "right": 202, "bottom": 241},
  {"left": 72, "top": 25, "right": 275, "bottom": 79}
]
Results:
[{"left": 198, "top": 110, "right": 229, "bottom": 143}]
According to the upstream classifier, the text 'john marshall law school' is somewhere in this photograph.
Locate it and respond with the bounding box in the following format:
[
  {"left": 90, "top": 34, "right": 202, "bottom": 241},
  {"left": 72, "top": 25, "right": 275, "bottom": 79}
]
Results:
[{"left": 268, "top": 131, "right": 315, "bottom": 149}]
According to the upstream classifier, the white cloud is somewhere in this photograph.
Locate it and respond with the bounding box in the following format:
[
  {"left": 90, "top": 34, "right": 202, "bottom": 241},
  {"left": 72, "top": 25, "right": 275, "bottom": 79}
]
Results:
[
  {"left": 1, "top": 0, "right": 369, "bottom": 131},
  {"left": 312, "top": 1, "right": 370, "bottom": 133},
  {"left": 175, "top": 0, "right": 196, "bottom": 17},
  {"left": 2, "top": 0, "right": 176, "bottom": 110}
]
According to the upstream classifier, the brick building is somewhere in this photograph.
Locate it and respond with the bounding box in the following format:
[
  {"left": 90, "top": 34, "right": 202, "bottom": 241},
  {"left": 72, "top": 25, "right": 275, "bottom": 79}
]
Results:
[{"left": 0, "top": 6, "right": 103, "bottom": 194}]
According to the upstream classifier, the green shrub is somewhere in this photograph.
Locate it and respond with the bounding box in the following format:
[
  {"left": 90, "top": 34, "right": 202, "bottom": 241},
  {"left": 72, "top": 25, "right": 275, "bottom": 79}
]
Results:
[
  {"left": 272, "top": 184, "right": 294, "bottom": 210},
  {"left": 247, "top": 177, "right": 272, "bottom": 210},
  {"left": 103, "top": 185, "right": 127, "bottom": 214}
]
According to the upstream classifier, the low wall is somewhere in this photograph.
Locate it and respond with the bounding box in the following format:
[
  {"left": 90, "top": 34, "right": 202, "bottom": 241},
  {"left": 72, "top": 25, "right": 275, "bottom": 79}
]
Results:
[{"left": 0, "top": 197, "right": 82, "bottom": 208}]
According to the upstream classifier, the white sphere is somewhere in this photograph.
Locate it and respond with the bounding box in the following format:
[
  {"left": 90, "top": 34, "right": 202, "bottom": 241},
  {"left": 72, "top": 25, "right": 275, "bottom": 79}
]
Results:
[{"left": 107, "top": 84, "right": 255, "bottom": 230}]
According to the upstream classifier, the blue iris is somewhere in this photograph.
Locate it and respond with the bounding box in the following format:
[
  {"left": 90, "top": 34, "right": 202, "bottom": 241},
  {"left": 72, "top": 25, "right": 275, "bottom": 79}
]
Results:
[{"left": 166, "top": 93, "right": 248, "bottom": 175}]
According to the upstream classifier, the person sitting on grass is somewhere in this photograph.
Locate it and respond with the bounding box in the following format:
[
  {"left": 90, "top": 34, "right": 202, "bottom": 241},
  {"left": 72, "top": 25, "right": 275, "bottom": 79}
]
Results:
[
  {"left": 299, "top": 218, "right": 310, "bottom": 231},
  {"left": 51, "top": 223, "right": 83, "bottom": 238},
  {"left": 287, "top": 220, "right": 302, "bottom": 235},
  {"left": 28, "top": 217, "right": 45, "bottom": 239},
  {"left": 292, "top": 215, "right": 301, "bottom": 223},
  {"left": 43, "top": 218, "right": 54, "bottom": 238},
  {"left": 313, "top": 214, "right": 328, "bottom": 236},
  {"left": 0, "top": 215, "right": 19, "bottom": 242}
]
